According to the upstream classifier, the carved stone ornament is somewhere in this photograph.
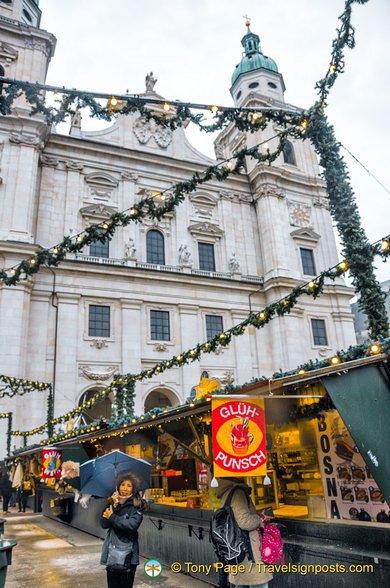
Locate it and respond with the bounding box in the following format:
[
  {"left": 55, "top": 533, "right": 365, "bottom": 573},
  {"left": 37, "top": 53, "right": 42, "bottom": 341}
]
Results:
[
  {"left": 188, "top": 221, "right": 224, "bottom": 240},
  {"left": 64, "top": 159, "right": 84, "bottom": 171},
  {"left": 90, "top": 339, "right": 109, "bottom": 349},
  {"left": 0, "top": 41, "right": 18, "bottom": 64},
  {"left": 23, "top": 37, "right": 50, "bottom": 57},
  {"left": 133, "top": 117, "right": 153, "bottom": 144},
  {"left": 154, "top": 126, "right": 173, "bottom": 149},
  {"left": 40, "top": 154, "right": 60, "bottom": 168},
  {"left": 121, "top": 171, "right": 139, "bottom": 182},
  {"left": 79, "top": 365, "right": 117, "bottom": 381},
  {"left": 189, "top": 193, "right": 218, "bottom": 219},
  {"left": 290, "top": 227, "right": 321, "bottom": 243},
  {"left": 256, "top": 183, "right": 285, "bottom": 200},
  {"left": 221, "top": 370, "right": 235, "bottom": 385},
  {"left": 313, "top": 197, "right": 330, "bottom": 210},
  {"left": 9, "top": 132, "right": 42, "bottom": 149},
  {"left": 219, "top": 190, "right": 235, "bottom": 201},
  {"left": 154, "top": 343, "right": 168, "bottom": 352},
  {"left": 133, "top": 117, "right": 173, "bottom": 149},
  {"left": 85, "top": 172, "right": 118, "bottom": 201},
  {"left": 80, "top": 203, "right": 117, "bottom": 222}
]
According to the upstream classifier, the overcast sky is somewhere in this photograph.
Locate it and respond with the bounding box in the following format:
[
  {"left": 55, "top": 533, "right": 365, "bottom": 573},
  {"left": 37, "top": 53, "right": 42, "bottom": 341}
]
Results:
[{"left": 39, "top": 0, "right": 390, "bottom": 283}]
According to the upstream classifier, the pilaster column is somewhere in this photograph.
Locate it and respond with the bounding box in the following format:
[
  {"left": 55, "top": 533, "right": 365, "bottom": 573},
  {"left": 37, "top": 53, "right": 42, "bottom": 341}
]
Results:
[
  {"left": 54, "top": 293, "right": 81, "bottom": 417},
  {"left": 121, "top": 300, "right": 142, "bottom": 413},
  {"left": 231, "top": 311, "right": 253, "bottom": 386},
  {"left": 178, "top": 304, "right": 200, "bottom": 401}
]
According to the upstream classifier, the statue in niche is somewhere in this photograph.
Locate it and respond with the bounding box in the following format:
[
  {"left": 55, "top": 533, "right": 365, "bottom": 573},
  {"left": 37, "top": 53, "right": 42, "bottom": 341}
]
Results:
[
  {"left": 229, "top": 252, "right": 240, "bottom": 273},
  {"left": 178, "top": 244, "right": 192, "bottom": 267},
  {"left": 145, "top": 72, "right": 157, "bottom": 93},
  {"left": 124, "top": 237, "right": 137, "bottom": 260}
]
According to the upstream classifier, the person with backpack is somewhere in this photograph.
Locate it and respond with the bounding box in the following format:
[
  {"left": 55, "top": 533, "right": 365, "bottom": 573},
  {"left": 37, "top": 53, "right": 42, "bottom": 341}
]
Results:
[{"left": 213, "top": 477, "right": 274, "bottom": 588}]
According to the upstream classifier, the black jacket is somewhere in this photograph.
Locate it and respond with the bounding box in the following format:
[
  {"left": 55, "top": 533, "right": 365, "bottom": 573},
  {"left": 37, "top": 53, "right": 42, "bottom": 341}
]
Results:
[
  {"left": 100, "top": 497, "right": 143, "bottom": 568},
  {"left": 0, "top": 475, "right": 12, "bottom": 498}
]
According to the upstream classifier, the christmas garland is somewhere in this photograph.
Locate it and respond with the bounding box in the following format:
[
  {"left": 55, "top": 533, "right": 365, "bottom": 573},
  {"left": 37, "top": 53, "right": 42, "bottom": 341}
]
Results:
[
  {"left": 0, "top": 130, "right": 297, "bottom": 286},
  {"left": 0, "top": 76, "right": 298, "bottom": 133},
  {"left": 10, "top": 232, "right": 389, "bottom": 443},
  {"left": 0, "top": 0, "right": 386, "bottom": 340},
  {"left": 36, "top": 338, "right": 389, "bottom": 448},
  {"left": 0, "top": 413, "right": 13, "bottom": 455},
  {"left": 0, "top": 375, "right": 51, "bottom": 397}
]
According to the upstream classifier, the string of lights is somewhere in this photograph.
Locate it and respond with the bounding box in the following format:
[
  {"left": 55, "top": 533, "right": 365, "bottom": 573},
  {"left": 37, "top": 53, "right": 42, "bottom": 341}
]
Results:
[
  {"left": 11, "top": 231, "right": 389, "bottom": 444},
  {"left": 0, "top": 130, "right": 298, "bottom": 285}
]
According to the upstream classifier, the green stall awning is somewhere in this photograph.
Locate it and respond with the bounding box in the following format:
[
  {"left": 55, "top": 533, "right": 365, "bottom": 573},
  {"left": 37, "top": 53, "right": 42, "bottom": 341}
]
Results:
[{"left": 322, "top": 362, "right": 390, "bottom": 505}]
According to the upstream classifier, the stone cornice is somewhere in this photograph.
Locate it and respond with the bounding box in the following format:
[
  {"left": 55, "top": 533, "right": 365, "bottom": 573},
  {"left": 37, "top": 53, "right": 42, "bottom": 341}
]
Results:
[
  {"left": 187, "top": 221, "right": 224, "bottom": 240},
  {"left": 290, "top": 227, "right": 321, "bottom": 243}
]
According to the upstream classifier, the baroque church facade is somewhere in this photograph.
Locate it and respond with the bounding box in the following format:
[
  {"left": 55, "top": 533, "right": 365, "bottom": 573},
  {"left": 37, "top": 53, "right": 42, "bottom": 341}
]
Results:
[{"left": 0, "top": 0, "right": 356, "bottom": 453}]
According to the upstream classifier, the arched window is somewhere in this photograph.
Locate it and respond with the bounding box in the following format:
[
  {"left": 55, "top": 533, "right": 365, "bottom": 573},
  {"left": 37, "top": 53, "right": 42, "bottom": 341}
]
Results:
[
  {"left": 147, "top": 229, "right": 165, "bottom": 265},
  {"left": 283, "top": 141, "right": 296, "bottom": 165},
  {"left": 78, "top": 388, "right": 113, "bottom": 421},
  {"left": 144, "top": 388, "right": 179, "bottom": 412}
]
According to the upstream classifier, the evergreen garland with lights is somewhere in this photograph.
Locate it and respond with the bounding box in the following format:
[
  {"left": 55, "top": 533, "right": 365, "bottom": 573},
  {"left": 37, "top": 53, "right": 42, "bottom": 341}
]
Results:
[
  {"left": 0, "top": 375, "right": 51, "bottom": 397},
  {"left": 0, "top": 0, "right": 386, "bottom": 339}
]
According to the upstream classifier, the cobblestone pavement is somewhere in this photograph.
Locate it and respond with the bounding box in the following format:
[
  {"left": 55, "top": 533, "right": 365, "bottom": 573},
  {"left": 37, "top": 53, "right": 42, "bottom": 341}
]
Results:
[{"left": 2, "top": 511, "right": 210, "bottom": 587}]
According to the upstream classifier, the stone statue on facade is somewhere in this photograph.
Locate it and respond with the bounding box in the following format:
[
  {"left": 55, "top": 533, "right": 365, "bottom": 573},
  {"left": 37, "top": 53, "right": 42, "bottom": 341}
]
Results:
[
  {"left": 145, "top": 72, "right": 157, "bottom": 93},
  {"left": 178, "top": 244, "right": 192, "bottom": 267},
  {"left": 71, "top": 108, "right": 82, "bottom": 128},
  {"left": 124, "top": 237, "right": 137, "bottom": 260},
  {"left": 69, "top": 108, "right": 82, "bottom": 137},
  {"left": 229, "top": 252, "right": 240, "bottom": 274}
]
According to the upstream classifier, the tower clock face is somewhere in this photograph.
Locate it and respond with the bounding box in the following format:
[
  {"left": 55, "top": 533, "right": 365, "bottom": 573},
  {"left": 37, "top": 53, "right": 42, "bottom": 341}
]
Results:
[{"left": 293, "top": 206, "right": 309, "bottom": 226}]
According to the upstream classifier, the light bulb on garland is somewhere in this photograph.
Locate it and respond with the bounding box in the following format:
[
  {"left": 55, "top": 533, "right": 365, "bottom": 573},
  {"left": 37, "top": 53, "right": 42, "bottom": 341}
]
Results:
[
  {"left": 370, "top": 344, "right": 381, "bottom": 354},
  {"left": 381, "top": 239, "right": 389, "bottom": 251},
  {"left": 210, "top": 105, "right": 219, "bottom": 114},
  {"left": 330, "top": 356, "right": 341, "bottom": 365},
  {"left": 109, "top": 97, "right": 118, "bottom": 107},
  {"left": 338, "top": 261, "right": 347, "bottom": 271},
  {"left": 163, "top": 103, "right": 171, "bottom": 112}
]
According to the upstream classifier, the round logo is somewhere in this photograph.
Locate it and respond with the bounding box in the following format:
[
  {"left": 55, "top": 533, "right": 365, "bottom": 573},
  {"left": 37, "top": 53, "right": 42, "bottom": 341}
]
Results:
[
  {"left": 212, "top": 400, "right": 266, "bottom": 474},
  {"left": 144, "top": 559, "right": 162, "bottom": 577}
]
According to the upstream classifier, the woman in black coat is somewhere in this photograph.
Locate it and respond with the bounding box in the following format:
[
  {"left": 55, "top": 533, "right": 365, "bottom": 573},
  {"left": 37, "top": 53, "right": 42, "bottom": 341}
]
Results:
[
  {"left": 100, "top": 472, "right": 145, "bottom": 588},
  {"left": 0, "top": 473, "right": 12, "bottom": 514}
]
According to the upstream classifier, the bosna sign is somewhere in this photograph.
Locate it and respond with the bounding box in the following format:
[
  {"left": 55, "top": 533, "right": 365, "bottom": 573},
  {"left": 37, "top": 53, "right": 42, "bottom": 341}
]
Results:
[{"left": 212, "top": 397, "right": 267, "bottom": 477}]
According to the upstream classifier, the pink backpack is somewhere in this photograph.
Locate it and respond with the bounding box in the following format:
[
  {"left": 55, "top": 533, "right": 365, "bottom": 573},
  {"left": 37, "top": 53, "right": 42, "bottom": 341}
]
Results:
[{"left": 257, "top": 515, "right": 284, "bottom": 565}]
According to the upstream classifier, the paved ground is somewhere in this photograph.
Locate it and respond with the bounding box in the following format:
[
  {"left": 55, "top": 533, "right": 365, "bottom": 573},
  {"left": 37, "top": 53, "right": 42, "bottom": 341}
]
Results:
[{"left": 2, "top": 509, "right": 210, "bottom": 587}]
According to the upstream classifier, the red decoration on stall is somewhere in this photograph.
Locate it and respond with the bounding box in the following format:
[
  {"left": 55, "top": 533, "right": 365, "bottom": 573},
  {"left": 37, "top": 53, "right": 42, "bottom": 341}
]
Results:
[
  {"left": 212, "top": 398, "right": 267, "bottom": 477},
  {"left": 42, "top": 448, "right": 62, "bottom": 478}
]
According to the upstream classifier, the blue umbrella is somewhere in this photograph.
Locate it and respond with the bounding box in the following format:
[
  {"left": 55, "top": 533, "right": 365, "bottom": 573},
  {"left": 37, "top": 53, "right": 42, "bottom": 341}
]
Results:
[{"left": 79, "top": 450, "right": 152, "bottom": 498}]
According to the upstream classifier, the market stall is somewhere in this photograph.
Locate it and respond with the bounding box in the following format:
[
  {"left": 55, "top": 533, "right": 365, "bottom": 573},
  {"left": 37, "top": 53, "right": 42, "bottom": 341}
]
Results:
[{"left": 11, "top": 354, "right": 390, "bottom": 586}]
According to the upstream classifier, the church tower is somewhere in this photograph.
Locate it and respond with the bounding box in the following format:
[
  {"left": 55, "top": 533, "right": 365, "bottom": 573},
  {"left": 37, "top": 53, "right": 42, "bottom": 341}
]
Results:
[
  {"left": 0, "top": 0, "right": 56, "bottom": 378},
  {"left": 215, "top": 21, "right": 356, "bottom": 370}
]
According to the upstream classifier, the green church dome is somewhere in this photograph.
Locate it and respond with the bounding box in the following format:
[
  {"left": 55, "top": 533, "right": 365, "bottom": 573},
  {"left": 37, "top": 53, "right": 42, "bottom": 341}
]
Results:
[{"left": 232, "top": 26, "right": 278, "bottom": 86}]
